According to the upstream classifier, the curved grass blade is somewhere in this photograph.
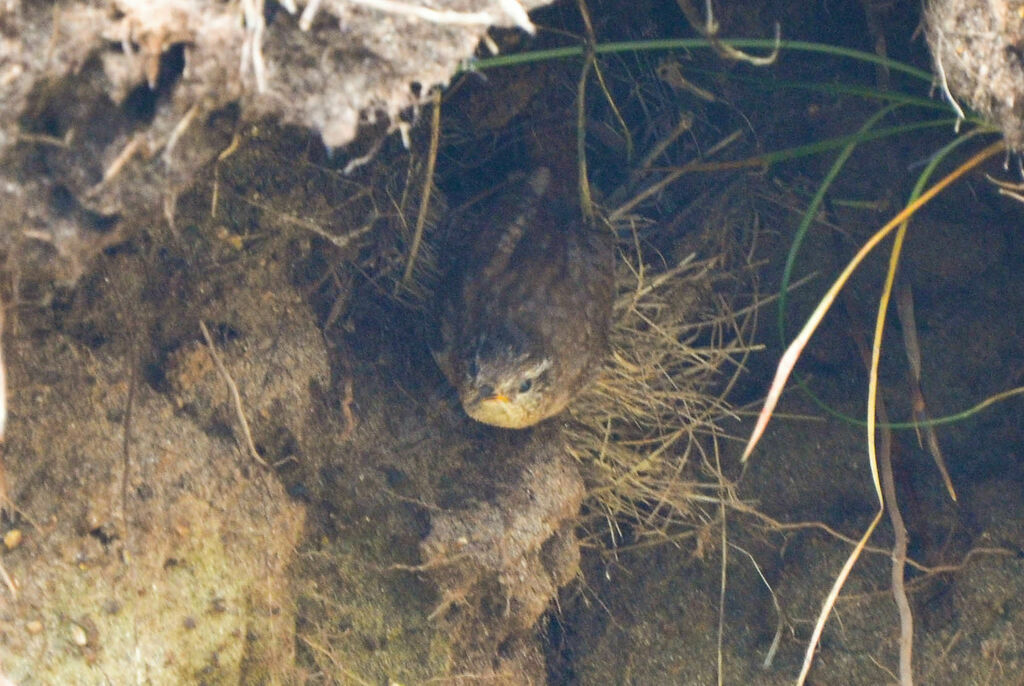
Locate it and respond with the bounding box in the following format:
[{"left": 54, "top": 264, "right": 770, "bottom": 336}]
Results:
[{"left": 742, "top": 140, "right": 1006, "bottom": 463}]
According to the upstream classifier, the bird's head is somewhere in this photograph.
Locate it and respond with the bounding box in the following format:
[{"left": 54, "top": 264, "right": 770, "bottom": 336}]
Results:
[{"left": 458, "top": 328, "right": 560, "bottom": 429}]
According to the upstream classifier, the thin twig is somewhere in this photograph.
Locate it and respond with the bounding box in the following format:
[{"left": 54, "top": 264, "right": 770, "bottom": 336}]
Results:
[
  {"left": 298, "top": 634, "right": 374, "bottom": 686},
  {"left": 577, "top": 0, "right": 632, "bottom": 164},
  {"left": 608, "top": 129, "right": 742, "bottom": 222},
  {"left": 16, "top": 129, "right": 74, "bottom": 147},
  {"left": 739, "top": 503, "right": 1014, "bottom": 576},
  {"left": 119, "top": 326, "right": 138, "bottom": 542},
  {"left": 714, "top": 438, "right": 727, "bottom": 686},
  {"left": 932, "top": 42, "right": 965, "bottom": 127},
  {"left": 241, "top": 0, "right": 268, "bottom": 92},
  {"left": 797, "top": 510, "right": 884, "bottom": 685},
  {"left": 849, "top": 297, "right": 914, "bottom": 685},
  {"left": 401, "top": 88, "right": 441, "bottom": 286},
  {"left": 496, "top": 0, "right": 536, "bottom": 34},
  {"left": 675, "top": 0, "right": 781, "bottom": 66},
  {"left": 0, "top": 295, "right": 9, "bottom": 517},
  {"left": 878, "top": 395, "right": 914, "bottom": 686},
  {"left": 869, "top": 260, "right": 914, "bottom": 685},
  {"left": 0, "top": 296, "right": 6, "bottom": 444},
  {"left": 261, "top": 203, "right": 376, "bottom": 249},
  {"left": 298, "top": 0, "right": 322, "bottom": 30},
  {"left": 0, "top": 558, "right": 16, "bottom": 599},
  {"left": 94, "top": 134, "right": 146, "bottom": 190},
  {"left": 211, "top": 131, "right": 242, "bottom": 219},
  {"left": 199, "top": 321, "right": 270, "bottom": 468},
  {"left": 575, "top": 17, "right": 596, "bottom": 221},
  {"left": 162, "top": 103, "right": 200, "bottom": 165},
  {"left": 348, "top": 0, "right": 497, "bottom": 26},
  {"left": 637, "top": 113, "right": 694, "bottom": 176},
  {"left": 896, "top": 280, "right": 956, "bottom": 501},
  {"left": 797, "top": 170, "right": 921, "bottom": 684},
  {"left": 727, "top": 542, "right": 784, "bottom": 670},
  {"left": 336, "top": 344, "right": 357, "bottom": 441}
]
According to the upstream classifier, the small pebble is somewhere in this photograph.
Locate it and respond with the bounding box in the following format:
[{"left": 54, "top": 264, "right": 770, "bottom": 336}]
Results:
[
  {"left": 3, "top": 529, "right": 21, "bottom": 550},
  {"left": 70, "top": 622, "right": 88, "bottom": 647}
]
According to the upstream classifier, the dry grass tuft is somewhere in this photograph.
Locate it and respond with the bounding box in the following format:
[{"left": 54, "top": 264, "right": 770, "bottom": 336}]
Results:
[{"left": 567, "top": 187, "right": 761, "bottom": 545}]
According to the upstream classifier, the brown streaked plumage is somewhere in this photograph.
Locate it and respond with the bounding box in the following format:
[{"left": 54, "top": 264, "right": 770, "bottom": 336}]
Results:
[{"left": 432, "top": 167, "right": 614, "bottom": 429}]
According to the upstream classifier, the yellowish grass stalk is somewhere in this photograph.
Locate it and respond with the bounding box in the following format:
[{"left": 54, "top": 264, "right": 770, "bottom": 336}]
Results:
[{"left": 733, "top": 140, "right": 1006, "bottom": 684}]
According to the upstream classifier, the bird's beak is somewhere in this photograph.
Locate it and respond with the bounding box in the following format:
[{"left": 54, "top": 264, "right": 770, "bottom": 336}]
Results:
[{"left": 482, "top": 393, "right": 510, "bottom": 404}]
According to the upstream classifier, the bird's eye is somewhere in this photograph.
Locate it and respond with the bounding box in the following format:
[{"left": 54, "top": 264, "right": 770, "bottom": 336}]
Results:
[{"left": 518, "top": 379, "right": 533, "bottom": 394}]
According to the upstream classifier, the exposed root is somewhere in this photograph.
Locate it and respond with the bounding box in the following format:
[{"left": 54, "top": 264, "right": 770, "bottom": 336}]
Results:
[
  {"left": 675, "top": 0, "right": 781, "bottom": 66},
  {"left": 199, "top": 320, "right": 271, "bottom": 469},
  {"left": 349, "top": 0, "right": 505, "bottom": 28}
]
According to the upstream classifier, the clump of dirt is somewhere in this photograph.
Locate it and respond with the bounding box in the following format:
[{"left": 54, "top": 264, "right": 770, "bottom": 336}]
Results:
[
  {"left": 0, "top": 0, "right": 551, "bottom": 343},
  {"left": 924, "top": 0, "right": 1024, "bottom": 148},
  {"left": 289, "top": 293, "right": 587, "bottom": 683},
  {"left": 420, "top": 423, "right": 585, "bottom": 646}
]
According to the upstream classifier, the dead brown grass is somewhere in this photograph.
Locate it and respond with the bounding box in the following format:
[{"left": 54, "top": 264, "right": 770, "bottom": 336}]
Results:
[{"left": 567, "top": 183, "right": 762, "bottom": 546}]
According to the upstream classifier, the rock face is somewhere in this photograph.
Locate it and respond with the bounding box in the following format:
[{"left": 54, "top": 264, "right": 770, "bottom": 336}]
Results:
[{"left": 924, "top": 0, "right": 1024, "bottom": 148}]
